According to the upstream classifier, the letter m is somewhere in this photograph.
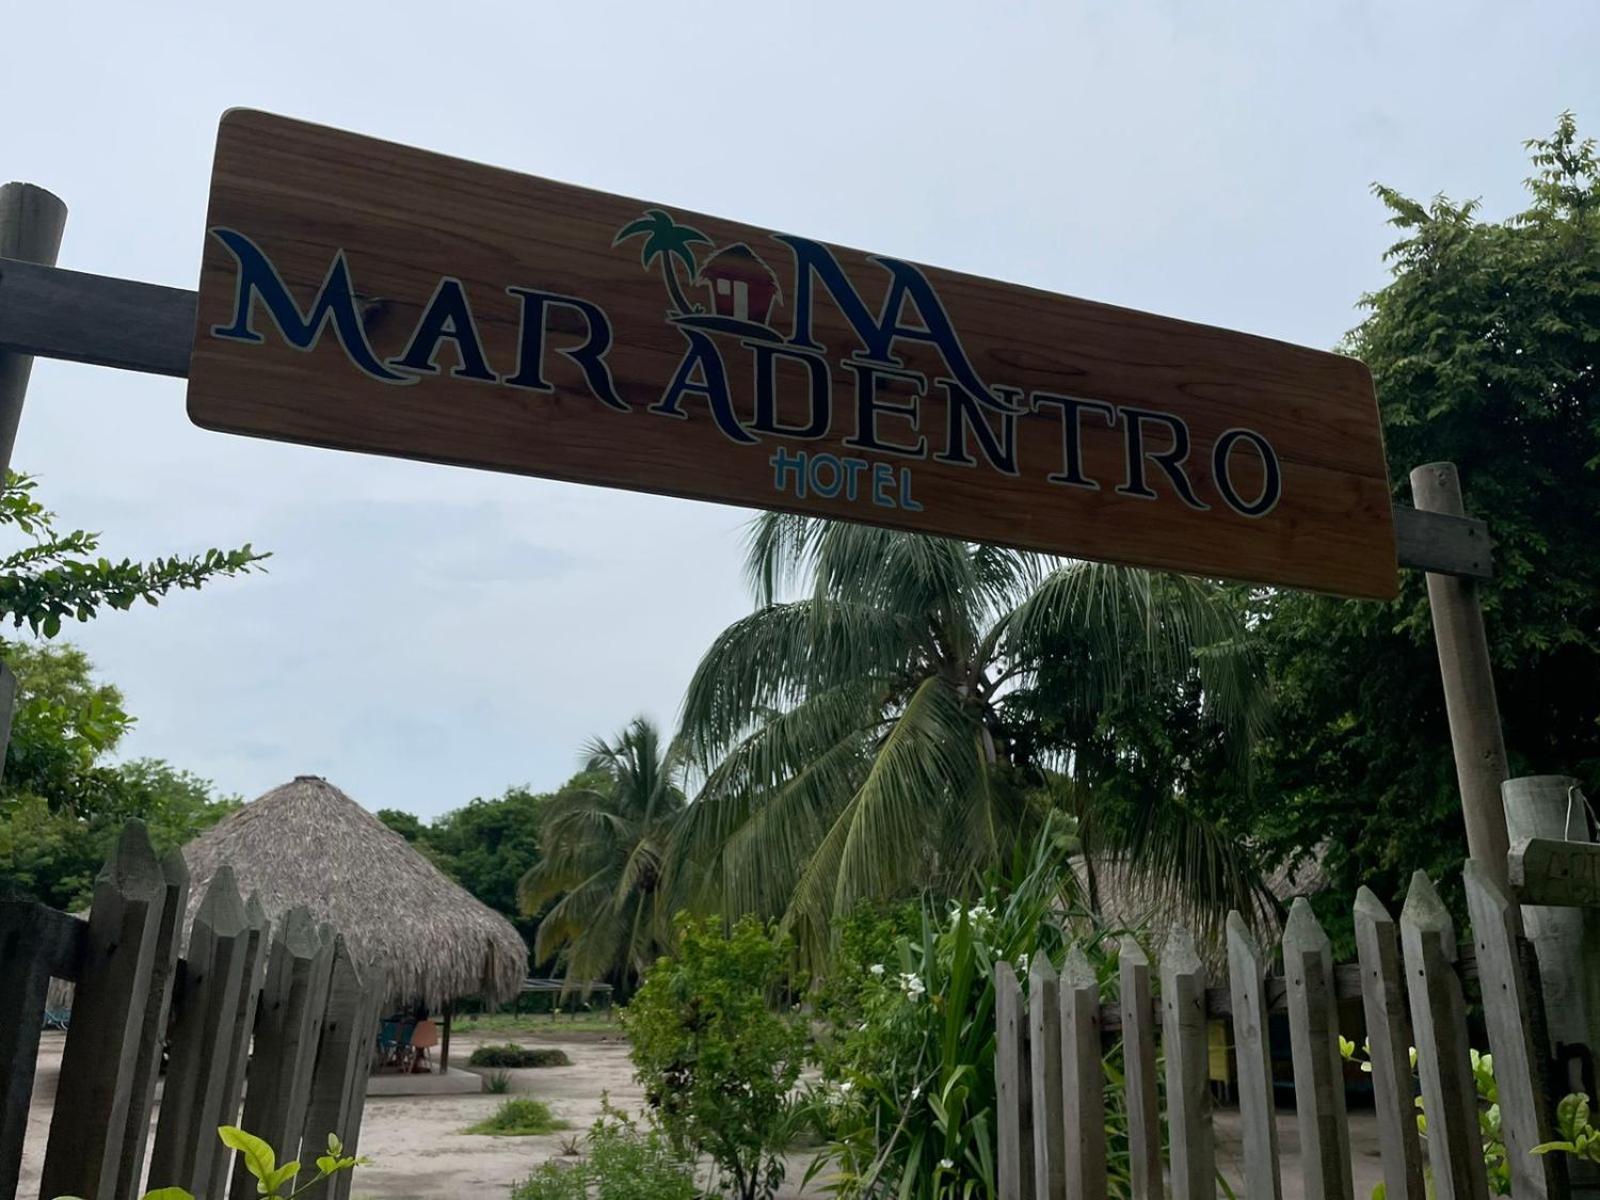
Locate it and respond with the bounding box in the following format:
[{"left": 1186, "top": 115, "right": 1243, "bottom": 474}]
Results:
[{"left": 208, "top": 227, "right": 407, "bottom": 382}]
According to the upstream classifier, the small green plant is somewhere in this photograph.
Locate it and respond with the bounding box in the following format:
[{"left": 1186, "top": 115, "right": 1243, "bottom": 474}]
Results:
[
  {"left": 1534, "top": 1092, "right": 1600, "bottom": 1163},
  {"left": 626, "top": 913, "right": 807, "bottom": 1200},
  {"left": 485, "top": 1069, "right": 512, "bottom": 1094},
  {"left": 54, "top": 1127, "right": 367, "bottom": 1200},
  {"left": 464, "top": 1097, "right": 569, "bottom": 1137},
  {"left": 468, "top": 1043, "right": 573, "bottom": 1068},
  {"left": 512, "top": 1103, "right": 697, "bottom": 1200}
]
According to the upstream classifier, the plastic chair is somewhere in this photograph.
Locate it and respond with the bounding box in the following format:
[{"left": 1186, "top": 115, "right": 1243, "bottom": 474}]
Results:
[{"left": 407, "top": 1019, "right": 439, "bottom": 1073}]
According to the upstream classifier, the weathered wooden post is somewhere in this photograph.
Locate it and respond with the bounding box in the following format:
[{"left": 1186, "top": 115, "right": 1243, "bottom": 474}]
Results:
[
  {"left": 1161, "top": 928, "right": 1214, "bottom": 1200},
  {"left": 1119, "top": 939, "right": 1162, "bottom": 1200},
  {"left": 0, "top": 182, "right": 68, "bottom": 771},
  {"left": 1282, "top": 900, "right": 1354, "bottom": 1200},
  {"left": 1225, "top": 913, "right": 1282, "bottom": 1200},
  {"left": 299, "top": 937, "right": 370, "bottom": 1196},
  {"left": 1410, "top": 462, "right": 1511, "bottom": 889}
]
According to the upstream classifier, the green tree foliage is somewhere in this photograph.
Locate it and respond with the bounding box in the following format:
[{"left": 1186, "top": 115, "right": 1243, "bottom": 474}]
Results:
[
  {"left": 0, "top": 472, "right": 266, "bottom": 639},
  {"left": 1245, "top": 114, "right": 1600, "bottom": 931},
  {"left": 518, "top": 719, "right": 685, "bottom": 992},
  {"left": 0, "top": 645, "right": 238, "bottom": 909},
  {"left": 422, "top": 787, "right": 551, "bottom": 948},
  {"left": 625, "top": 914, "right": 807, "bottom": 1200},
  {"left": 674, "top": 514, "right": 1270, "bottom": 961}
]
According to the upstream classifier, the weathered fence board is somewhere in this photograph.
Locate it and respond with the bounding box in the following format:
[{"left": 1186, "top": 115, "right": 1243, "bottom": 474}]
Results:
[
  {"left": 1283, "top": 900, "right": 1354, "bottom": 1200},
  {"left": 1352, "top": 887, "right": 1426, "bottom": 1200},
  {"left": 117, "top": 848, "right": 190, "bottom": 1200},
  {"left": 1060, "top": 947, "right": 1106, "bottom": 1200},
  {"left": 300, "top": 937, "right": 370, "bottom": 1197},
  {"left": 1119, "top": 938, "right": 1163, "bottom": 1200},
  {"left": 150, "top": 865, "right": 251, "bottom": 1195},
  {"left": 0, "top": 902, "right": 84, "bottom": 1200},
  {"left": 329, "top": 985, "right": 385, "bottom": 1200},
  {"left": 1029, "top": 953, "right": 1067, "bottom": 1199},
  {"left": 1225, "top": 912, "right": 1282, "bottom": 1200},
  {"left": 233, "top": 907, "right": 327, "bottom": 1199},
  {"left": 208, "top": 892, "right": 271, "bottom": 1200},
  {"left": 1401, "top": 871, "right": 1489, "bottom": 1200},
  {"left": 39, "top": 822, "right": 170, "bottom": 1200},
  {"left": 1462, "top": 859, "right": 1561, "bottom": 1200},
  {"left": 996, "top": 960, "right": 1036, "bottom": 1200},
  {"left": 1162, "top": 928, "right": 1214, "bottom": 1200}
]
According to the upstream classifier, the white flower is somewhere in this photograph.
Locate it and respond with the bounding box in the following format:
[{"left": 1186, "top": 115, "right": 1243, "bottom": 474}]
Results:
[
  {"left": 899, "top": 972, "right": 926, "bottom": 999},
  {"left": 1017, "top": 952, "right": 1029, "bottom": 973},
  {"left": 939, "top": 1158, "right": 954, "bottom": 1170},
  {"left": 869, "top": 963, "right": 885, "bottom": 977},
  {"left": 911, "top": 1084, "right": 923, "bottom": 1099},
  {"left": 839, "top": 1080, "right": 854, "bottom": 1094}
]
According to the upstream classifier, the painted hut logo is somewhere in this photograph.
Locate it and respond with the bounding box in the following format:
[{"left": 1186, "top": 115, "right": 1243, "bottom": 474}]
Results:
[{"left": 615, "top": 209, "right": 785, "bottom": 341}]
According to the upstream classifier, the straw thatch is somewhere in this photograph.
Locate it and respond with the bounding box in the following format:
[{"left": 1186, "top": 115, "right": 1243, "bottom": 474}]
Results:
[{"left": 180, "top": 775, "right": 527, "bottom": 1009}]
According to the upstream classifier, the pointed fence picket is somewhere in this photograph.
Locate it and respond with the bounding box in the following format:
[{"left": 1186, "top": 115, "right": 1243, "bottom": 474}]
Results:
[
  {"left": 997, "top": 858, "right": 1568, "bottom": 1200},
  {"left": 0, "top": 824, "right": 386, "bottom": 1200}
]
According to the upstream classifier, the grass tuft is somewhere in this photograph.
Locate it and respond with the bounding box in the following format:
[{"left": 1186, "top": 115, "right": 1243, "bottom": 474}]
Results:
[{"left": 465, "top": 1097, "right": 568, "bottom": 1137}]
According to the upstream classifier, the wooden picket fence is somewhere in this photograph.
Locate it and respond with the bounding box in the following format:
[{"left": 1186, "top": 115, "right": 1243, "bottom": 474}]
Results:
[
  {"left": 0, "top": 822, "right": 386, "bottom": 1200},
  {"left": 995, "top": 858, "right": 1568, "bottom": 1200}
]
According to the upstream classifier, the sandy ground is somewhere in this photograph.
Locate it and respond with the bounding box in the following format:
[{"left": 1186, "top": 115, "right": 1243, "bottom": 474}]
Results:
[{"left": 19, "top": 1029, "right": 1388, "bottom": 1199}]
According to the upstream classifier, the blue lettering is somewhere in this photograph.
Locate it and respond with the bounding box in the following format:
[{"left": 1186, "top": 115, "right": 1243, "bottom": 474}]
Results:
[
  {"left": 1117, "top": 407, "right": 1209, "bottom": 510},
  {"left": 898, "top": 467, "right": 922, "bottom": 511},
  {"left": 809, "top": 453, "right": 844, "bottom": 499},
  {"left": 842, "top": 360, "right": 927, "bottom": 458},
  {"left": 1033, "top": 392, "right": 1117, "bottom": 490},
  {"left": 651, "top": 329, "right": 757, "bottom": 444},
  {"left": 208, "top": 228, "right": 407, "bottom": 383},
  {"left": 504, "top": 288, "right": 627, "bottom": 411},
  {"left": 771, "top": 446, "right": 807, "bottom": 498},
  {"left": 935, "top": 380, "right": 1020, "bottom": 473},
  {"left": 389, "top": 277, "right": 497, "bottom": 381},
  {"left": 749, "top": 340, "right": 831, "bottom": 440},
  {"left": 1213, "top": 428, "right": 1282, "bottom": 517}
]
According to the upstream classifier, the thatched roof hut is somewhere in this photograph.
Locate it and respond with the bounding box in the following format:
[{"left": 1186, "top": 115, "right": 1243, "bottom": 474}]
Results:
[{"left": 180, "top": 775, "right": 526, "bottom": 1009}]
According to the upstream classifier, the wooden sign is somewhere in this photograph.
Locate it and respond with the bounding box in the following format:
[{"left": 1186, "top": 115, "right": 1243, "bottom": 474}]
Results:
[
  {"left": 187, "top": 110, "right": 1397, "bottom": 598},
  {"left": 1509, "top": 837, "right": 1600, "bottom": 907}
]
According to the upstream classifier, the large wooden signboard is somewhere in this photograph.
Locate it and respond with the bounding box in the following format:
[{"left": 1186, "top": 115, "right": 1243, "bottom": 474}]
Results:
[{"left": 187, "top": 110, "right": 1397, "bottom": 598}]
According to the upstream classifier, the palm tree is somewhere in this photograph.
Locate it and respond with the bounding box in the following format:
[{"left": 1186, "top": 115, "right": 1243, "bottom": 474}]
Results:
[
  {"left": 517, "top": 716, "right": 687, "bottom": 993},
  {"left": 674, "top": 514, "right": 1273, "bottom": 962},
  {"left": 614, "top": 209, "right": 711, "bottom": 317}
]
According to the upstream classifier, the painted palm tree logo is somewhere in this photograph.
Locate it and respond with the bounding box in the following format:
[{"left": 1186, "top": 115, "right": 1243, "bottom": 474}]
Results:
[{"left": 613, "top": 209, "right": 710, "bottom": 318}]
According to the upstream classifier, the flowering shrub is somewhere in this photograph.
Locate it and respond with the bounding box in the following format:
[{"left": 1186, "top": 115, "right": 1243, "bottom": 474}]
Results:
[
  {"left": 805, "top": 836, "right": 1133, "bottom": 1199},
  {"left": 625, "top": 913, "right": 808, "bottom": 1200}
]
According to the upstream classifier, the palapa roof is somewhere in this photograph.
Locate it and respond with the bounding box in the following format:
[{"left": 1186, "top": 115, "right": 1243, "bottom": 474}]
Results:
[{"left": 181, "top": 775, "right": 527, "bottom": 1009}]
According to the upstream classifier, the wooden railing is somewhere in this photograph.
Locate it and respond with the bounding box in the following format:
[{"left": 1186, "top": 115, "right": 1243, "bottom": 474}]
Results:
[
  {"left": 996, "top": 860, "right": 1564, "bottom": 1200},
  {"left": 0, "top": 822, "right": 384, "bottom": 1200}
]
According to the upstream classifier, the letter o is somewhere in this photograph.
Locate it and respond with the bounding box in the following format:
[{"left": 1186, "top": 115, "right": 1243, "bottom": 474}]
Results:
[
  {"left": 1212, "top": 429, "right": 1281, "bottom": 518},
  {"left": 810, "top": 453, "right": 844, "bottom": 499}
]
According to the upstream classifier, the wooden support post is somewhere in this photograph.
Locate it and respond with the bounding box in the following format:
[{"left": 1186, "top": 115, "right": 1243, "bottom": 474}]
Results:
[
  {"left": 1411, "top": 462, "right": 1511, "bottom": 890},
  {"left": 151, "top": 866, "right": 251, "bottom": 1196},
  {"left": 1162, "top": 927, "right": 1215, "bottom": 1200},
  {"left": 1060, "top": 947, "right": 1106, "bottom": 1200},
  {"left": 995, "top": 961, "right": 1035, "bottom": 1200},
  {"left": 440, "top": 1000, "right": 452, "bottom": 1072},
  {"left": 39, "top": 823, "right": 169, "bottom": 1200},
  {"left": 1400, "top": 871, "right": 1489, "bottom": 1200},
  {"left": 1028, "top": 953, "right": 1066, "bottom": 1199},
  {"left": 1352, "top": 888, "right": 1426, "bottom": 1200},
  {"left": 1120, "top": 938, "right": 1163, "bottom": 1200},
  {"left": 0, "top": 183, "right": 67, "bottom": 475},
  {"left": 0, "top": 183, "right": 67, "bottom": 779},
  {"left": 1225, "top": 913, "right": 1283, "bottom": 1200},
  {"left": 0, "top": 902, "right": 85, "bottom": 1200}
]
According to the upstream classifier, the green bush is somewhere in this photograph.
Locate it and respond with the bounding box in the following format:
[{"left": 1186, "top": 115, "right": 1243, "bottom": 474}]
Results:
[
  {"left": 463, "top": 1098, "right": 568, "bottom": 1137},
  {"left": 512, "top": 1105, "right": 696, "bottom": 1200},
  {"left": 467, "top": 1043, "right": 572, "bottom": 1068},
  {"left": 625, "top": 914, "right": 807, "bottom": 1200}
]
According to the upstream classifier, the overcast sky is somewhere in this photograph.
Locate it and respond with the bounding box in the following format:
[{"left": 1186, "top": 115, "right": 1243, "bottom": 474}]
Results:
[{"left": 3, "top": 1, "right": 1595, "bottom": 819}]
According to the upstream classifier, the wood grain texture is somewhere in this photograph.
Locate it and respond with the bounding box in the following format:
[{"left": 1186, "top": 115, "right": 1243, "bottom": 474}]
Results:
[
  {"left": 1119, "top": 939, "right": 1163, "bottom": 1200},
  {"left": 1282, "top": 900, "right": 1353, "bottom": 1200},
  {"left": 188, "top": 110, "right": 1396, "bottom": 599},
  {"left": 996, "top": 961, "right": 1037, "bottom": 1200},
  {"left": 1225, "top": 914, "right": 1282, "bottom": 1200},
  {"left": 1351, "top": 889, "right": 1426, "bottom": 1200},
  {"left": 1161, "top": 928, "right": 1215, "bottom": 1200},
  {"left": 1060, "top": 948, "right": 1106, "bottom": 1200}
]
